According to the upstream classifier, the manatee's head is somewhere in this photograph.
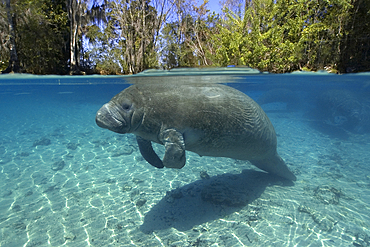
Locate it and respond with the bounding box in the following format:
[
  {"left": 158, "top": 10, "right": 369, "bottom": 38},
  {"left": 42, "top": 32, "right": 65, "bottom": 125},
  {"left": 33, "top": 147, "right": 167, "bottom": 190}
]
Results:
[{"left": 96, "top": 90, "right": 142, "bottom": 134}]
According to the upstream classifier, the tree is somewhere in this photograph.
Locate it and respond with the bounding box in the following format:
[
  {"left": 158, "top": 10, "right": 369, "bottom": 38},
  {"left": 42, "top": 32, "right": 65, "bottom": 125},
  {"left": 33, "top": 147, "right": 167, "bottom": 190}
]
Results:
[
  {"left": 211, "top": 0, "right": 354, "bottom": 72},
  {"left": 83, "top": 0, "right": 179, "bottom": 74},
  {"left": 339, "top": 0, "right": 370, "bottom": 72},
  {"left": 2, "top": 0, "right": 20, "bottom": 73},
  {"left": 0, "top": 0, "right": 9, "bottom": 71},
  {"left": 18, "top": 0, "right": 70, "bottom": 74},
  {"left": 84, "top": 20, "right": 124, "bottom": 74},
  {"left": 160, "top": 0, "right": 194, "bottom": 68},
  {"left": 1, "top": 0, "right": 70, "bottom": 74},
  {"left": 1, "top": 0, "right": 368, "bottom": 74},
  {"left": 67, "top": 0, "right": 106, "bottom": 74},
  {"left": 220, "top": 0, "right": 244, "bottom": 17},
  {"left": 160, "top": 0, "right": 219, "bottom": 68},
  {"left": 110, "top": 0, "right": 159, "bottom": 74}
]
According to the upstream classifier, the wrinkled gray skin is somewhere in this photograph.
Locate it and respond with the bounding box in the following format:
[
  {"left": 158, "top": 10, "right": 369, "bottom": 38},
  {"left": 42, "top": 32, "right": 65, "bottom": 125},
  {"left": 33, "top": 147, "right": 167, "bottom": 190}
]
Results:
[{"left": 96, "top": 83, "right": 296, "bottom": 181}]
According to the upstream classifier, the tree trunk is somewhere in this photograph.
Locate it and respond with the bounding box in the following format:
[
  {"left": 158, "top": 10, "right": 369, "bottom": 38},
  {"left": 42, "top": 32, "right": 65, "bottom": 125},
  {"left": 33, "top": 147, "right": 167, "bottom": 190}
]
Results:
[
  {"left": 2, "top": 0, "right": 20, "bottom": 73},
  {"left": 68, "top": 0, "right": 81, "bottom": 74}
]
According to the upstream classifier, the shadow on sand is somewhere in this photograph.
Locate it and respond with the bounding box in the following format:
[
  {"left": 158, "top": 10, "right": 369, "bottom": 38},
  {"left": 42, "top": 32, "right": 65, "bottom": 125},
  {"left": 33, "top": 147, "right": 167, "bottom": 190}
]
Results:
[{"left": 140, "top": 169, "right": 294, "bottom": 233}]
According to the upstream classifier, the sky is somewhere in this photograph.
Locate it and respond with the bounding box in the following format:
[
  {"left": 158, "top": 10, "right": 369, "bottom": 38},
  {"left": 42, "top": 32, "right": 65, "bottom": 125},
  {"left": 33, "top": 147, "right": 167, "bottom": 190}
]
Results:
[{"left": 206, "top": 0, "right": 222, "bottom": 14}]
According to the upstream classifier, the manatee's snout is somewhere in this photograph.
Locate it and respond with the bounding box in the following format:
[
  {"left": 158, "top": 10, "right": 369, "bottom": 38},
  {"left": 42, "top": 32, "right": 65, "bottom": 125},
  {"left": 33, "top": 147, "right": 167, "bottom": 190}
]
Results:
[
  {"left": 96, "top": 103, "right": 128, "bottom": 133},
  {"left": 95, "top": 104, "right": 111, "bottom": 128}
]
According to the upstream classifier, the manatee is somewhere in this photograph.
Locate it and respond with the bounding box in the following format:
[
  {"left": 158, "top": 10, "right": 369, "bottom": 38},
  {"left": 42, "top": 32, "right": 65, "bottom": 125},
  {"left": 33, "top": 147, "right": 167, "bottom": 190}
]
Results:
[
  {"left": 95, "top": 83, "right": 296, "bottom": 181},
  {"left": 316, "top": 89, "right": 370, "bottom": 133}
]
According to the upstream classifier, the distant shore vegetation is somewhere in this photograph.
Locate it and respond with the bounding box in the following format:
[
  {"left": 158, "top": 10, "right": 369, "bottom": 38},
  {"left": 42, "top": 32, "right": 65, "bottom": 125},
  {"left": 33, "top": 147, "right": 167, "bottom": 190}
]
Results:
[{"left": 1, "top": 0, "right": 369, "bottom": 75}]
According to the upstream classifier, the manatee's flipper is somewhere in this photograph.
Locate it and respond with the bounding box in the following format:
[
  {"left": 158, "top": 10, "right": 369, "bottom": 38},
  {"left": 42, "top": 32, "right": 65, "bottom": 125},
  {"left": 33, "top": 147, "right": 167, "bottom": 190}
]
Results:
[
  {"left": 160, "top": 129, "right": 186, "bottom": 169},
  {"left": 136, "top": 136, "right": 164, "bottom": 168},
  {"left": 251, "top": 154, "right": 297, "bottom": 181}
]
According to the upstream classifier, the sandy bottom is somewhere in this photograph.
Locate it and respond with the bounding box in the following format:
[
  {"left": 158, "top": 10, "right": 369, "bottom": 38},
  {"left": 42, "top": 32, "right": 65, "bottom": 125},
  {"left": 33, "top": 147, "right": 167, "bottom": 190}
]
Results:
[{"left": 0, "top": 91, "right": 369, "bottom": 247}]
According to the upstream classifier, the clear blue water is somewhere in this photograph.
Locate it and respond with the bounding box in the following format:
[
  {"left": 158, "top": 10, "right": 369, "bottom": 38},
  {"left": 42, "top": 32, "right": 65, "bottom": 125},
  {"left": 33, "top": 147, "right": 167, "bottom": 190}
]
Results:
[{"left": 0, "top": 70, "right": 369, "bottom": 246}]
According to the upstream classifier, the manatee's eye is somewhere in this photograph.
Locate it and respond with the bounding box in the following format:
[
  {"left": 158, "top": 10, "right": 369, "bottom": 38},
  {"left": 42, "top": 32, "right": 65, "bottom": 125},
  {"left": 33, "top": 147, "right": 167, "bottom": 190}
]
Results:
[{"left": 122, "top": 102, "right": 132, "bottom": 111}]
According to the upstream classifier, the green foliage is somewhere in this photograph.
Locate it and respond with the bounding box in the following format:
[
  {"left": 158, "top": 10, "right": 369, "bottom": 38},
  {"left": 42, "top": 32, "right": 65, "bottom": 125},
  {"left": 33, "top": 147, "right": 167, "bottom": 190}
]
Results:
[
  {"left": 0, "top": 1, "right": 9, "bottom": 71},
  {"left": 210, "top": 0, "right": 355, "bottom": 72},
  {"left": 19, "top": 0, "right": 69, "bottom": 74},
  {"left": 160, "top": 17, "right": 201, "bottom": 68},
  {"left": 160, "top": 22, "right": 181, "bottom": 69},
  {"left": 0, "top": 0, "right": 69, "bottom": 74},
  {"left": 1, "top": 0, "right": 369, "bottom": 74},
  {"left": 84, "top": 21, "right": 124, "bottom": 74},
  {"left": 339, "top": 0, "right": 370, "bottom": 72}
]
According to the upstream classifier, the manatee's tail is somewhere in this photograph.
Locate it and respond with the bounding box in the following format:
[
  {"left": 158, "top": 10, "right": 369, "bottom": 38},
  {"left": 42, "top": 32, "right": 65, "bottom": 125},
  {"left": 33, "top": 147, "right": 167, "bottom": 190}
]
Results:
[{"left": 251, "top": 154, "right": 297, "bottom": 181}]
